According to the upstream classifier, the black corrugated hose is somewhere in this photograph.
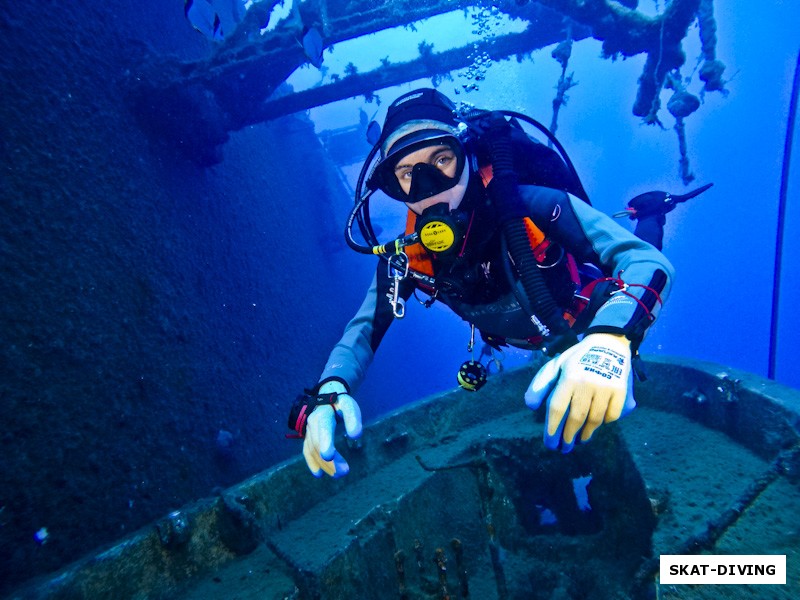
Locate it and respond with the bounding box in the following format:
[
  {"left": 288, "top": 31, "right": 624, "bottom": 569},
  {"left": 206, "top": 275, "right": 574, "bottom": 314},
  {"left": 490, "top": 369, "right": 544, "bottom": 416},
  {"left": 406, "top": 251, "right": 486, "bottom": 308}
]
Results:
[{"left": 486, "top": 115, "right": 578, "bottom": 355}]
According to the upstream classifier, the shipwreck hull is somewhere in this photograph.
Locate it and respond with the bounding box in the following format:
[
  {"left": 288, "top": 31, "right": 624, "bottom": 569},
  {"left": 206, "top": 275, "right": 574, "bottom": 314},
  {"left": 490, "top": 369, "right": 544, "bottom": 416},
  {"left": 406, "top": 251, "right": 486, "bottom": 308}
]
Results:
[{"left": 9, "top": 356, "right": 800, "bottom": 600}]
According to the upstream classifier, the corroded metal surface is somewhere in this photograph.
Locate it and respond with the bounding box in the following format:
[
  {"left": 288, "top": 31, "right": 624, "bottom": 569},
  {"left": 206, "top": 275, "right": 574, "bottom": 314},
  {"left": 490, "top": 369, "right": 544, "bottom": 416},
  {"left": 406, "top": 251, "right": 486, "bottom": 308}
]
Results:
[
  {"left": 10, "top": 357, "right": 800, "bottom": 599},
  {"left": 130, "top": 0, "right": 720, "bottom": 166}
]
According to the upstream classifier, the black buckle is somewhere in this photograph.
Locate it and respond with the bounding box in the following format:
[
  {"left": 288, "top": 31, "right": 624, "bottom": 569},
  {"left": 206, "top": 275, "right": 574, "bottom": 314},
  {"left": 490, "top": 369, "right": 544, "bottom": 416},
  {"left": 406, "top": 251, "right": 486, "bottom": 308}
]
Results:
[{"left": 286, "top": 391, "right": 339, "bottom": 439}]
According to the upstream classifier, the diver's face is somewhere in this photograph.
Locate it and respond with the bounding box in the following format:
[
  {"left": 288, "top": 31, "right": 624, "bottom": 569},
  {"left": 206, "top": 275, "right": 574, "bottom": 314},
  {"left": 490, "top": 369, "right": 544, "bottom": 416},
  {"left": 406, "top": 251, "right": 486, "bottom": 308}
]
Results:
[{"left": 393, "top": 144, "right": 459, "bottom": 196}]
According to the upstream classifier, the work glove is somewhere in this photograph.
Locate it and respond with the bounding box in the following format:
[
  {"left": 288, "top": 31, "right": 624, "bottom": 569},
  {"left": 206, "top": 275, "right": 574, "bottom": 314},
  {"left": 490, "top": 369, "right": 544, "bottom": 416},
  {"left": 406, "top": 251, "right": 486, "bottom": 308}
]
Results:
[
  {"left": 524, "top": 333, "right": 635, "bottom": 453},
  {"left": 298, "top": 380, "right": 362, "bottom": 478}
]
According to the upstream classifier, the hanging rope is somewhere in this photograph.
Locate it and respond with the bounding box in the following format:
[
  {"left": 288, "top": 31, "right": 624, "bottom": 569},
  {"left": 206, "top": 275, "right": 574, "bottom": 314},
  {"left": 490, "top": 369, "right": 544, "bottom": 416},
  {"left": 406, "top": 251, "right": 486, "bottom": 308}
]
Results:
[
  {"left": 665, "top": 72, "right": 701, "bottom": 183},
  {"left": 697, "top": 0, "right": 727, "bottom": 93},
  {"left": 642, "top": 11, "right": 667, "bottom": 127},
  {"left": 549, "top": 23, "right": 577, "bottom": 141},
  {"left": 632, "top": 0, "right": 726, "bottom": 183}
]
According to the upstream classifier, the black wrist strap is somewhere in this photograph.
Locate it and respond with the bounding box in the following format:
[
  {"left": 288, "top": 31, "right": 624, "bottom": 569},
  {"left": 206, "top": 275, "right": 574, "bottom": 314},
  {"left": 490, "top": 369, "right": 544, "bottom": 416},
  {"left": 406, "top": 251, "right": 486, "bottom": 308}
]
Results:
[{"left": 286, "top": 390, "right": 339, "bottom": 439}]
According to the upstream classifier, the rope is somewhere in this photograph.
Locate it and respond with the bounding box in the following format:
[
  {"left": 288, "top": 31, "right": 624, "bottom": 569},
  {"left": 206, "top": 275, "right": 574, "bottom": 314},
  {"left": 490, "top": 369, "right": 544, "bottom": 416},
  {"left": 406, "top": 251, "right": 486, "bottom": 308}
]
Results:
[{"left": 595, "top": 272, "right": 664, "bottom": 322}]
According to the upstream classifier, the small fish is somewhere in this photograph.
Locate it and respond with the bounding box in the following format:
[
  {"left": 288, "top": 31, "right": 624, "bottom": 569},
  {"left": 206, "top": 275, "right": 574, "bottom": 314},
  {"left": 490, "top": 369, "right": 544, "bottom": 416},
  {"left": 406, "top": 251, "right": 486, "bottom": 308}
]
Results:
[
  {"left": 301, "top": 26, "right": 324, "bottom": 68},
  {"left": 184, "top": 0, "right": 224, "bottom": 41},
  {"left": 366, "top": 121, "right": 381, "bottom": 146},
  {"left": 212, "top": 13, "right": 222, "bottom": 38},
  {"left": 34, "top": 527, "right": 49, "bottom": 545}
]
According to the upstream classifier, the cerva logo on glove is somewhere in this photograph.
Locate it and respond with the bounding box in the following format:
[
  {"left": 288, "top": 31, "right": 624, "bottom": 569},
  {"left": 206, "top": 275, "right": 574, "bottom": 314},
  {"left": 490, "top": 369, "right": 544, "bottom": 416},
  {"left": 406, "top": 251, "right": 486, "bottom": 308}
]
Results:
[{"left": 579, "top": 346, "right": 625, "bottom": 380}]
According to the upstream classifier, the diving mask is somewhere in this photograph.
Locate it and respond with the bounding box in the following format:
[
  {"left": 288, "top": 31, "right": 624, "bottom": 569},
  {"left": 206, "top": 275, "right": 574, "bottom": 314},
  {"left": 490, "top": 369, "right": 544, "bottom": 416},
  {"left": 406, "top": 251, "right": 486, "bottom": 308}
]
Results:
[{"left": 368, "top": 135, "right": 466, "bottom": 203}]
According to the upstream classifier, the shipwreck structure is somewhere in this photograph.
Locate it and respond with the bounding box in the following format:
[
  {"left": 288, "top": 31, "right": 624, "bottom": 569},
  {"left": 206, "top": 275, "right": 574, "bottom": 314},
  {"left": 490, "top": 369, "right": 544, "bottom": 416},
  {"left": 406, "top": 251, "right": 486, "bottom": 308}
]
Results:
[
  {"left": 10, "top": 356, "right": 800, "bottom": 599},
  {"left": 131, "top": 0, "right": 726, "bottom": 181}
]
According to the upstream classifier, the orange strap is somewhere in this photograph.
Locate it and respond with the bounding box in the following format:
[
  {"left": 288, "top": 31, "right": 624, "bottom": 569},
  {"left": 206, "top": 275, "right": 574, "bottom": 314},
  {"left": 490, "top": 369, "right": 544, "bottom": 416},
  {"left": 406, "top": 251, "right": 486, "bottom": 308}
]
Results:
[
  {"left": 404, "top": 212, "right": 434, "bottom": 276},
  {"left": 404, "top": 164, "right": 552, "bottom": 277},
  {"left": 481, "top": 164, "right": 547, "bottom": 253},
  {"left": 523, "top": 217, "right": 547, "bottom": 256},
  {"left": 479, "top": 164, "right": 494, "bottom": 187}
]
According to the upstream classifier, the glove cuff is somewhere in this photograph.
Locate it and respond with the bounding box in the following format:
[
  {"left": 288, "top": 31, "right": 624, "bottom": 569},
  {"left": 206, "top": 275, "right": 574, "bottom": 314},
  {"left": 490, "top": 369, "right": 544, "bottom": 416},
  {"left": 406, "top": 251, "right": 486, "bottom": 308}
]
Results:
[
  {"left": 584, "top": 325, "right": 641, "bottom": 352},
  {"left": 581, "top": 331, "right": 631, "bottom": 352},
  {"left": 287, "top": 380, "right": 349, "bottom": 439},
  {"left": 316, "top": 377, "right": 350, "bottom": 395}
]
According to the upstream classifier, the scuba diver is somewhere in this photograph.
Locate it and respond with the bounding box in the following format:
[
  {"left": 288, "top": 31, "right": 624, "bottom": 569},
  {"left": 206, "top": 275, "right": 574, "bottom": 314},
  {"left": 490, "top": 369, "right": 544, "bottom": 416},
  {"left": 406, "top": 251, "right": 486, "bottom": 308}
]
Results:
[{"left": 289, "top": 88, "right": 709, "bottom": 478}]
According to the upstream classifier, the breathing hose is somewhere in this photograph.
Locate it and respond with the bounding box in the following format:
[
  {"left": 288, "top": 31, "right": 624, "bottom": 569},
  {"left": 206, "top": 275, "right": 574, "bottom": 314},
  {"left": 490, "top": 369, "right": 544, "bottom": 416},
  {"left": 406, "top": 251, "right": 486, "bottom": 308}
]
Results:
[
  {"left": 486, "top": 114, "right": 577, "bottom": 355},
  {"left": 345, "top": 109, "right": 585, "bottom": 354}
]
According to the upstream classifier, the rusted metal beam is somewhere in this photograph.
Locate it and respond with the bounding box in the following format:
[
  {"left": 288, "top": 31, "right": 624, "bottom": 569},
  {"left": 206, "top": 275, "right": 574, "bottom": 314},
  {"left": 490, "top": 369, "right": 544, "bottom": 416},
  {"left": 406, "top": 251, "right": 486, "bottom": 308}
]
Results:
[
  {"left": 255, "top": 24, "right": 587, "bottom": 122},
  {"left": 129, "top": 0, "right": 720, "bottom": 167}
]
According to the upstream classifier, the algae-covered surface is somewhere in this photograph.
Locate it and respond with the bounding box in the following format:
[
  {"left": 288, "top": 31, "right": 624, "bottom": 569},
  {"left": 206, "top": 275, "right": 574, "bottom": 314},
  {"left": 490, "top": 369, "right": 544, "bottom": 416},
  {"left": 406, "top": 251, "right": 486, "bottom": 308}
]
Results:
[
  {"left": 620, "top": 408, "right": 799, "bottom": 599},
  {"left": 11, "top": 360, "right": 800, "bottom": 600},
  {"left": 177, "top": 410, "right": 654, "bottom": 600},
  {"left": 172, "top": 364, "right": 800, "bottom": 600},
  {"left": 173, "top": 404, "right": 800, "bottom": 600},
  {"left": 623, "top": 357, "right": 800, "bottom": 599}
]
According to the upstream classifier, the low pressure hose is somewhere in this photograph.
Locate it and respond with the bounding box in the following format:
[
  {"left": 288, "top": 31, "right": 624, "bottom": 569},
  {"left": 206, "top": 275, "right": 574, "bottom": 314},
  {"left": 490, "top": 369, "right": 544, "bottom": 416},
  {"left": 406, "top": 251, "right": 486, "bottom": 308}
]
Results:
[{"left": 486, "top": 115, "right": 577, "bottom": 354}]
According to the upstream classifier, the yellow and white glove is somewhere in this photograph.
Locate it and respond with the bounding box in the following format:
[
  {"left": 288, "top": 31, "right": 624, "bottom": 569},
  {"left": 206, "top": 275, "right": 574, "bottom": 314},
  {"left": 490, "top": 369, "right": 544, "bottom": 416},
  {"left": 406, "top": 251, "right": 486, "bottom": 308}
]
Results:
[
  {"left": 524, "top": 333, "right": 634, "bottom": 453},
  {"left": 302, "top": 381, "right": 362, "bottom": 478}
]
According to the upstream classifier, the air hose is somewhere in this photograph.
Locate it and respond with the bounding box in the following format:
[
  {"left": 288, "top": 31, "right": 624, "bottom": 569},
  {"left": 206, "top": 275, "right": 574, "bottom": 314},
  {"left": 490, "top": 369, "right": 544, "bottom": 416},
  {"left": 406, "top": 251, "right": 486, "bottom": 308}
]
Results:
[{"left": 486, "top": 115, "right": 577, "bottom": 355}]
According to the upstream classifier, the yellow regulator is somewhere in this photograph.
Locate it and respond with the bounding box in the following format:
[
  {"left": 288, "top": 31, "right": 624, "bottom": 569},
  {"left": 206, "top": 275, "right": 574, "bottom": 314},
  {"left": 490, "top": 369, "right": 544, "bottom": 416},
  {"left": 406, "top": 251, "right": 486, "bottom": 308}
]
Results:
[
  {"left": 419, "top": 219, "right": 456, "bottom": 253},
  {"left": 414, "top": 207, "right": 469, "bottom": 256}
]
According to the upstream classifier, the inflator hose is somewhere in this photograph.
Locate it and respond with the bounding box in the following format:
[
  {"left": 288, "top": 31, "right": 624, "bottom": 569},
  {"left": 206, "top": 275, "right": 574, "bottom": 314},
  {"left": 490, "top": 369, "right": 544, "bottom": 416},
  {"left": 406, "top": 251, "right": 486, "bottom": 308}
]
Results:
[{"left": 487, "top": 119, "right": 577, "bottom": 354}]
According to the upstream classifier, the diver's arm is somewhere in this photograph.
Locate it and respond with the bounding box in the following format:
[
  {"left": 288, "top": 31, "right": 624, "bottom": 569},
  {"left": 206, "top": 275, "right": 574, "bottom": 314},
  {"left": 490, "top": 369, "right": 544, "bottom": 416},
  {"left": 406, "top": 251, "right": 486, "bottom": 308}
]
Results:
[
  {"left": 565, "top": 196, "right": 673, "bottom": 344},
  {"left": 520, "top": 186, "right": 672, "bottom": 453},
  {"left": 520, "top": 186, "right": 674, "bottom": 347},
  {"left": 318, "top": 264, "right": 398, "bottom": 392},
  {"left": 298, "top": 266, "right": 397, "bottom": 478}
]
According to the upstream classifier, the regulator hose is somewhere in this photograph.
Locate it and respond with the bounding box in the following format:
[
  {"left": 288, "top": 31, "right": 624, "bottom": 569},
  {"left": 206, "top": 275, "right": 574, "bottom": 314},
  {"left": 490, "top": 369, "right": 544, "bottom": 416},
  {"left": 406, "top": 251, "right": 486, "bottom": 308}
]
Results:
[{"left": 486, "top": 114, "right": 577, "bottom": 355}]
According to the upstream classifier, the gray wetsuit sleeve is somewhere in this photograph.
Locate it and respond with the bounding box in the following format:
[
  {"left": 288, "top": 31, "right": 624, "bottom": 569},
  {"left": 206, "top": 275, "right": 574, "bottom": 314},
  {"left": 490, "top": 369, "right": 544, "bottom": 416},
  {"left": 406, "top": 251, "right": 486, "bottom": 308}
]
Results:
[
  {"left": 318, "top": 266, "right": 399, "bottom": 392},
  {"left": 568, "top": 196, "right": 674, "bottom": 338},
  {"left": 521, "top": 186, "right": 674, "bottom": 343}
]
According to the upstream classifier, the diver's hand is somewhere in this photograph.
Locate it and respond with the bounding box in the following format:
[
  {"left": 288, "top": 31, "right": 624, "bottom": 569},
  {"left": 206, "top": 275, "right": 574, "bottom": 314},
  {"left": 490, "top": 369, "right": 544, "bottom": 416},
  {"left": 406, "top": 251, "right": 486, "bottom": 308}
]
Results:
[
  {"left": 303, "top": 381, "right": 362, "bottom": 478},
  {"left": 524, "top": 333, "right": 634, "bottom": 453}
]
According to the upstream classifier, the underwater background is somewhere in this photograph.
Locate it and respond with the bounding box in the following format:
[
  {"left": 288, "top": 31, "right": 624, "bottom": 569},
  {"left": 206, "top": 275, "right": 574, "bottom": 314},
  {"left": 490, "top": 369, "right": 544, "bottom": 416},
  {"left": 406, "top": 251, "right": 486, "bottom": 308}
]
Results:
[{"left": 1, "top": 0, "right": 798, "bottom": 595}]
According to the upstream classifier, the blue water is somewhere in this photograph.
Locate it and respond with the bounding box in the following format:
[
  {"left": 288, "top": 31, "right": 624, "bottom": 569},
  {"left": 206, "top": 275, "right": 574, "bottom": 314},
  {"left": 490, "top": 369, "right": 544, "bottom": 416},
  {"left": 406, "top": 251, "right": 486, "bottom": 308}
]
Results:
[
  {"left": 167, "top": 0, "right": 800, "bottom": 408},
  {"left": 3, "top": 0, "right": 800, "bottom": 594},
  {"left": 280, "top": 1, "right": 800, "bottom": 406}
]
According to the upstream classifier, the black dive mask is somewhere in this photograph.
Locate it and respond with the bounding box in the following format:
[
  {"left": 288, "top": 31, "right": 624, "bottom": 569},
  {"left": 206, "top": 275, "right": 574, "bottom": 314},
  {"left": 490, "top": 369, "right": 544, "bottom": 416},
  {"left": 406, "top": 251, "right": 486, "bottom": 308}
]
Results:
[
  {"left": 407, "top": 162, "right": 460, "bottom": 204},
  {"left": 414, "top": 202, "right": 470, "bottom": 256},
  {"left": 368, "top": 136, "right": 466, "bottom": 202}
]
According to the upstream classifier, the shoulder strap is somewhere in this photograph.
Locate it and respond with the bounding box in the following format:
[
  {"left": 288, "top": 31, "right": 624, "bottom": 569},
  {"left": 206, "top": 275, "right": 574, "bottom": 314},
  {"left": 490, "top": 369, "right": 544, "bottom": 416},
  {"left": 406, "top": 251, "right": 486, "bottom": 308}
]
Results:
[
  {"left": 473, "top": 125, "right": 590, "bottom": 203},
  {"left": 404, "top": 211, "right": 434, "bottom": 277},
  {"left": 479, "top": 164, "right": 548, "bottom": 255}
]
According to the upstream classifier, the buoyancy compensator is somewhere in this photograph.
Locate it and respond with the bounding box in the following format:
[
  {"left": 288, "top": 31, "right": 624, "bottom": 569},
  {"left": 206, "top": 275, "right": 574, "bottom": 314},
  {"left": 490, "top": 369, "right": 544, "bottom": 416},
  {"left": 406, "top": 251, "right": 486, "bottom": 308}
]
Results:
[{"left": 344, "top": 94, "right": 592, "bottom": 355}]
